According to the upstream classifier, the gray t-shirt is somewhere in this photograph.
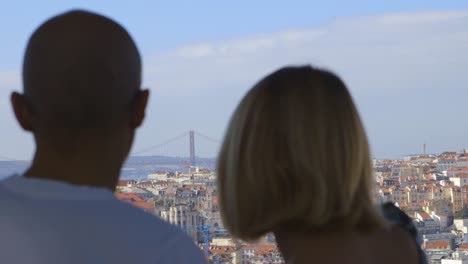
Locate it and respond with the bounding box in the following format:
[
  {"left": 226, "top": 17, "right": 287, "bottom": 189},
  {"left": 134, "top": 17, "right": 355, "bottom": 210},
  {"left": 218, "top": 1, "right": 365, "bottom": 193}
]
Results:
[{"left": 0, "top": 175, "right": 207, "bottom": 264}]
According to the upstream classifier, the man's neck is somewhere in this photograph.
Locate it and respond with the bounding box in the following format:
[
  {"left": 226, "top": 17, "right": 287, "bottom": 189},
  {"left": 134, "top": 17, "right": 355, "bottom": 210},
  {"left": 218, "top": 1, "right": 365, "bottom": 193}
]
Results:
[{"left": 24, "top": 149, "right": 123, "bottom": 191}]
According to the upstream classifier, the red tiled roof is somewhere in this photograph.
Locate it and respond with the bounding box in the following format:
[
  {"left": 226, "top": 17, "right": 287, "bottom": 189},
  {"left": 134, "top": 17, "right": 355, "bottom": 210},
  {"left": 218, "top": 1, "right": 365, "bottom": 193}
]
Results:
[
  {"left": 416, "top": 211, "right": 431, "bottom": 220},
  {"left": 448, "top": 167, "right": 468, "bottom": 171},
  {"left": 209, "top": 246, "right": 236, "bottom": 255},
  {"left": 116, "top": 193, "right": 154, "bottom": 211},
  {"left": 115, "top": 193, "right": 145, "bottom": 202},
  {"left": 459, "top": 244, "right": 468, "bottom": 250},
  {"left": 424, "top": 240, "right": 450, "bottom": 250},
  {"left": 451, "top": 173, "right": 468, "bottom": 178},
  {"left": 242, "top": 244, "right": 277, "bottom": 250},
  {"left": 439, "top": 159, "right": 456, "bottom": 162},
  {"left": 116, "top": 180, "right": 136, "bottom": 187}
]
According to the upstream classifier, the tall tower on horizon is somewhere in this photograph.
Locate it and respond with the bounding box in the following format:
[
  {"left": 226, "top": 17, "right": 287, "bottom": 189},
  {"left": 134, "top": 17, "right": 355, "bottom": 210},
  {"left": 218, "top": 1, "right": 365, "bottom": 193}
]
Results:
[{"left": 423, "top": 143, "right": 426, "bottom": 155}]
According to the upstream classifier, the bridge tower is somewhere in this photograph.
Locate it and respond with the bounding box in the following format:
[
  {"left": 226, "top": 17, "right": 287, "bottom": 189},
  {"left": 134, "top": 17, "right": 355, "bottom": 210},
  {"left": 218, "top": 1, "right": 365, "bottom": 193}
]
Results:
[{"left": 189, "top": 130, "right": 195, "bottom": 166}]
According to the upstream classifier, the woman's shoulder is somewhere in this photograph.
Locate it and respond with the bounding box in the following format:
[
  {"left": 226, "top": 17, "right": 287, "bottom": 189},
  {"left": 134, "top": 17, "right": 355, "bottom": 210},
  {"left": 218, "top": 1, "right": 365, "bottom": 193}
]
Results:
[{"left": 293, "top": 227, "right": 421, "bottom": 264}]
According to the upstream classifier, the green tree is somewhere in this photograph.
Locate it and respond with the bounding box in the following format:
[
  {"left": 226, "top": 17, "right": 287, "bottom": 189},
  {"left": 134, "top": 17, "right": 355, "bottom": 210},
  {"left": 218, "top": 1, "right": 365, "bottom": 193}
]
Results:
[{"left": 456, "top": 206, "right": 468, "bottom": 219}]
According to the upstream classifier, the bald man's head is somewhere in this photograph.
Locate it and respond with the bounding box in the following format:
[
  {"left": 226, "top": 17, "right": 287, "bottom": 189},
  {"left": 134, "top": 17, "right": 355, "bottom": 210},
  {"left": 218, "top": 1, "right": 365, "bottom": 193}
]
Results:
[{"left": 22, "top": 10, "right": 142, "bottom": 138}]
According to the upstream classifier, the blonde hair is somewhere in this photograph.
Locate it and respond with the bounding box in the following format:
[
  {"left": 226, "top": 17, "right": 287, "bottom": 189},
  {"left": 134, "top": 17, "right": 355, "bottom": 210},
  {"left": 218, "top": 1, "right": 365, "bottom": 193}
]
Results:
[{"left": 217, "top": 66, "right": 385, "bottom": 241}]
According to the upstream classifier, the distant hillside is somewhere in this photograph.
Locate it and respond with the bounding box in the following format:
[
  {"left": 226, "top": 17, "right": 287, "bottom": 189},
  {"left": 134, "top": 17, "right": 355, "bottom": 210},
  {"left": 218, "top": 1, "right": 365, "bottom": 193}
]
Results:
[
  {"left": 0, "top": 161, "right": 30, "bottom": 178},
  {"left": 126, "top": 155, "right": 186, "bottom": 164},
  {"left": 0, "top": 155, "right": 217, "bottom": 180},
  {"left": 122, "top": 155, "right": 216, "bottom": 179},
  {"left": 126, "top": 155, "right": 216, "bottom": 166}
]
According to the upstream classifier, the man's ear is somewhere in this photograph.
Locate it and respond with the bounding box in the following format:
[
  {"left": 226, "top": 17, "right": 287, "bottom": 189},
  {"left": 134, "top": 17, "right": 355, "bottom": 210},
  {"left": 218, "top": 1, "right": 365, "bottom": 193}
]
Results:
[
  {"left": 130, "top": 89, "right": 150, "bottom": 129},
  {"left": 11, "top": 92, "right": 33, "bottom": 132}
]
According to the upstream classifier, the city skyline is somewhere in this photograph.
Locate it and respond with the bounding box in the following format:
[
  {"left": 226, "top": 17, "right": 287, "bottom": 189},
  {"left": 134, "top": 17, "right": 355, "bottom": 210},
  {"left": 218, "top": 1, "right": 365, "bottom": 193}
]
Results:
[
  {"left": 115, "top": 147, "right": 468, "bottom": 262},
  {"left": 2, "top": 1, "right": 468, "bottom": 160}
]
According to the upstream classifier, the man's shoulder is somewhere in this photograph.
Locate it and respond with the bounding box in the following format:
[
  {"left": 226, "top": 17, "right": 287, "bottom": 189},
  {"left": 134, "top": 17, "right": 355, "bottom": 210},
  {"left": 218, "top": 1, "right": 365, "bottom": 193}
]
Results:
[
  {"left": 108, "top": 198, "right": 178, "bottom": 233},
  {"left": 155, "top": 228, "right": 207, "bottom": 263},
  {"left": 112, "top": 200, "right": 207, "bottom": 262}
]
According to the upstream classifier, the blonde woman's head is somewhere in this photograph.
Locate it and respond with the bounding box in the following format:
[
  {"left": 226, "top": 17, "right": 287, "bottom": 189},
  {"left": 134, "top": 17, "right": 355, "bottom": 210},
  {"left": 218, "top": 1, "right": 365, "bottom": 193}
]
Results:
[{"left": 217, "top": 65, "right": 384, "bottom": 241}]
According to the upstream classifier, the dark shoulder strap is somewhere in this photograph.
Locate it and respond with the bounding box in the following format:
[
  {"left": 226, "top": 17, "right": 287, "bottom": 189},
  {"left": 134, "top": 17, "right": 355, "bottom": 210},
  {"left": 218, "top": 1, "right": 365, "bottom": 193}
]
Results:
[{"left": 380, "top": 202, "right": 428, "bottom": 264}]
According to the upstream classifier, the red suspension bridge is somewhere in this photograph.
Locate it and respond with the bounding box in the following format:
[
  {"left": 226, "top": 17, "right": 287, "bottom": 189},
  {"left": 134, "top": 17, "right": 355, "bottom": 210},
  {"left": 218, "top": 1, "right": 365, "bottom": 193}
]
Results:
[{"left": 0, "top": 130, "right": 221, "bottom": 164}]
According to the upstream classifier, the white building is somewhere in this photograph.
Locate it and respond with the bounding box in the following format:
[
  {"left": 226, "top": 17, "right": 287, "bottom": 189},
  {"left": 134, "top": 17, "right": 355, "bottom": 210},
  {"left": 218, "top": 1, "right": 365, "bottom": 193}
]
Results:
[
  {"left": 450, "top": 174, "right": 468, "bottom": 187},
  {"left": 432, "top": 212, "right": 450, "bottom": 229},
  {"left": 455, "top": 219, "right": 468, "bottom": 233},
  {"left": 438, "top": 159, "right": 457, "bottom": 171},
  {"left": 424, "top": 233, "right": 457, "bottom": 243},
  {"left": 147, "top": 171, "right": 169, "bottom": 181},
  {"left": 118, "top": 186, "right": 150, "bottom": 195},
  {"left": 457, "top": 158, "right": 468, "bottom": 168},
  {"left": 240, "top": 244, "right": 281, "bottom": 264},
  {"left": 415, "top": 211, "right": 441, "bottom": 234},
  {"left": 448, "top": 167, "right": 468, "bottom": 178},
  {"left": 160, "top": 204, "right": 199, "bottom": 239},
  {"left": 442, "top": 252, "right": 468, "bottom": 264},
  {"left": 211, "top": 238, "right": 236, "bottom": 247}
]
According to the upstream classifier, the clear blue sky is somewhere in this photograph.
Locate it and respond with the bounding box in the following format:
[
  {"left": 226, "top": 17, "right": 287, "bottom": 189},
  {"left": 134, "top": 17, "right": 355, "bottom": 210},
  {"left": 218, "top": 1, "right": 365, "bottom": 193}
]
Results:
[
  {"left": 2, "top": 0, "right": 468, "bottom": 62},
  {"left": 2, "top": 0, "right": 468, "bottom": 160}
]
